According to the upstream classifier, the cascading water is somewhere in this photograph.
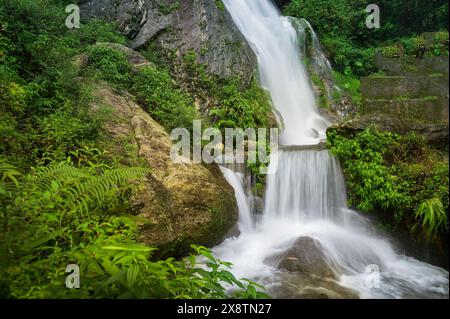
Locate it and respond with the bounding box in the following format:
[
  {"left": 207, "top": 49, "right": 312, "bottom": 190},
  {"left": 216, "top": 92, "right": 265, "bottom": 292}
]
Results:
[
  {"left": 219, "top": 166, "right": 254, "bottom": 233},
  {"left": 215, "top": 0, "right": 449, "bottom": 298}
]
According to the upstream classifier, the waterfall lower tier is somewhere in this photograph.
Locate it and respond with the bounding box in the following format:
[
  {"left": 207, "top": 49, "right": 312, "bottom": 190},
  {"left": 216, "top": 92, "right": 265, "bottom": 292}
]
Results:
[
  {"left": 216, "top": 150, "right": 449, "bottom": 299},
  {"left": 264, "top": 150, "right": 347, "bottom": 222}
]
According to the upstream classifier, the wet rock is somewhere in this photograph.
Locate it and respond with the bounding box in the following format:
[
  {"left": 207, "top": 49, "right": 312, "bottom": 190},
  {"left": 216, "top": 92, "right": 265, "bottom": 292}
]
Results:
[
  {"left": 264, "top": 237, "right": 359, "bottom": 299},
  {"left": 266, "top": 237, "right": 336, "bottom": 279},
  {"left": 327, "top": 113, "right": 449, "bottom": 150},
  {"left": 270, "top": 272, "right": 359, "bottom": 299}
]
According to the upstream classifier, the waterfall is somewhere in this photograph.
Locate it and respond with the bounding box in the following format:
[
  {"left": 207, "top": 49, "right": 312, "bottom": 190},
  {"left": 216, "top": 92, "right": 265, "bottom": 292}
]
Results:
[
  {"left": 219, "top": 166, "right": 254, "bottom": 233},
  {"left": 264, "top": 149, "right": 347, "bottom": 222},
  {"left": 221, "top": 0, "right": 328, "bottom": 145},
  {"left": 216, "top": 0, "right": 449, "bottom": 298}
]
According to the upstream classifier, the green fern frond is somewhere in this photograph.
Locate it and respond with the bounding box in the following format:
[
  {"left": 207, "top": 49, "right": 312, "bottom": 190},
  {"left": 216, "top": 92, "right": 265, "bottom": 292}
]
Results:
[
  {"left": 414, "top": 198, "right": 448, "bottom": 241},
  {"left": 64, "top": 167, "right": 149, "bottom": 215},
  {"left": 23, "top": 163, "right": 149, "bottom": 218},
  {"left": 0, "top": 158, "right": 21, "bottom": 186},
  {"left": 32, "top": 163, "right": 89, "bottom": 192}
]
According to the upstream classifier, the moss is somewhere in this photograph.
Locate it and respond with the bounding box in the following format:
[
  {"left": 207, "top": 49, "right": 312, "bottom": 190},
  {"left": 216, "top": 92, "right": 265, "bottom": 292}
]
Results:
[
  {"left": 332, "top": 71, "right": 362, "bottom": 107},
  {"left": 158, "top": 0, "right": 180, "bottom": 15},
  {"left": 310, "top": 73, "right": 329, "bottom": 109},
  {"left": 215, "top": 0, "right": 225, "bottom": 13}
]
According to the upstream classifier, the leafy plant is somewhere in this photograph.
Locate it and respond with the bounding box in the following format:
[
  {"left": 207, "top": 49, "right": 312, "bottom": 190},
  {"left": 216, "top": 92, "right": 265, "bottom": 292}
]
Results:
[
  {"left": 328, "top": 128, "right": 449, "bottom": 244},
  {"left": 86, "top": 45, "right": 133, "bottom": 89},
  {"left": 0, "top": 158, "right": 267, "bottom": 298},
  {"left": 413, "top": 198, "right": 448, "bottom": 242},
  {"left": 131, "top": 66, "right": 196, "bottom": 132}
]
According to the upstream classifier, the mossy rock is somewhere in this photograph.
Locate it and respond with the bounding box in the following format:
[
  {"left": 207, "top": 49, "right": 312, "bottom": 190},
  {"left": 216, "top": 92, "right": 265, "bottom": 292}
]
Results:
[{"left": 90, "top": 83, "right": 238, "bottom": 258}]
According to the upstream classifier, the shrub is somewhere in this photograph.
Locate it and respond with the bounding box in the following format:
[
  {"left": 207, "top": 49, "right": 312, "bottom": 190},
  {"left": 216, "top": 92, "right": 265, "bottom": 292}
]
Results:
[
  {"left": 0, "top": 160, "right": 267, "bottom": 298},
  {"left": 210, "top": 79, "right": 271, "bottom": 130},
  {"left": 412, "top": 198, "right": 448, "bottom": 242},
  {"left": 328, "top": 128, "right": 449, "bottom": 243},
  {"left": 131, "top": 66, "right": 196, "bottom": 132},
  {"left": 85, "top": 46, "right": 133, "bottom": 89}
]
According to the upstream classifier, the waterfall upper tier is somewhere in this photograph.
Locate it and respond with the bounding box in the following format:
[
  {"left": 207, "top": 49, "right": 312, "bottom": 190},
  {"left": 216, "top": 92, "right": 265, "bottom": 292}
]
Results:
[{"left": 223, "top": 0, "right": 329, "bottom": 146}]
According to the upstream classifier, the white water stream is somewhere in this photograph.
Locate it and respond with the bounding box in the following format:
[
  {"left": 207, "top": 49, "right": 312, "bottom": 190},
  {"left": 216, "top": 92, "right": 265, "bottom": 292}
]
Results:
[{"left": 213, "top": 0, "right": 449, "bottom": 298}]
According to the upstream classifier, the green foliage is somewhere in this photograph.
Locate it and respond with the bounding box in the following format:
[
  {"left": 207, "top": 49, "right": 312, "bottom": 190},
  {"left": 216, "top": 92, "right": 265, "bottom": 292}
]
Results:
[
  {"left": 215, "top": 0, "right": 225, "bottom": 13},
  {"left": 381, "top": 44, "right": 404, "bottom": 58},
  {"left": 328, "top": 128, "right": 449, "bottom": 243},
  {"left": 380, "top": 32, "right": 449, "bottom": 58},
  {"left": 132, "top": 67, "right": 196, "bottom": 132},
  {"left": 210, "top": 79, "right": 271, "bottom": 131},
  {"left": 86, "top": 46, "right": 133, "bottom": 89},
  {"left": 284, "top": 0, "right": 448, "bottom": 75},
  {"left": 0, "top": 159, "right": 266, "bottom": 298},
  {"left": 332, "top": 71, "right": 362, "bottom": 106},
  {"left": 284, "top": 0, "right": 376, "bottom": 76},
  {"left": 176, "top": 50, "right": 272, "bottom": 131},
  {"left": 413, "top": 198, "right": 448, "bottom": 242},
  {"left": 0, "top": 0, "right": 127, "bottom": 167},
  {"left": 0, "top": 0, "right": 268, "bottom": 299},
  {"left": 175, "top": 50, "right": 273, "bottom": 195},
  {"left": 321, "top": 37, "right": 376, "bottom": 76},
  {"left": 430, "top": 31, "right": 450, "bottom": 56},
  {"left": 84, "top": 46, "right": 197, "bottom": 133},
  {"left": 328, "top": 128, "right": 409, "bottom": 212}
]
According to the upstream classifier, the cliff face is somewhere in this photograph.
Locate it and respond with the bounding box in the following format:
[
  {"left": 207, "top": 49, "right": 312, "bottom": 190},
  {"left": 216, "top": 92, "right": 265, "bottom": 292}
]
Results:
[{"left": 80, "top": 0, "right": 256, "bottom": 84}]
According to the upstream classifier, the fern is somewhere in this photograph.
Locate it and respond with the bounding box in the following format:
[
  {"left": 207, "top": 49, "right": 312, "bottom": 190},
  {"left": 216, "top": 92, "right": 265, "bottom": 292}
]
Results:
[
  {"left": 0, "top": 158, "right": 20, "bottom": 186},
  {"left": 413, "top": 198, "right": 449, "bottom": 241},
  {"left": 65, "top": 167, "right": 149, "bottom": 216},
  {"left": 31, "top": 162, "right": 89, "bottom": 192},
  {"left": 15, "top": 163, "right": 149, "bottom": 224}
]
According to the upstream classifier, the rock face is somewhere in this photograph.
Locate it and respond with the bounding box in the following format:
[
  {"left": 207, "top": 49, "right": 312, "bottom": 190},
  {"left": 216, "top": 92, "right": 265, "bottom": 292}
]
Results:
[
  {"left": 360, "top": 53, "right": 449, "bottom": 124},
  {"left": 328, "top": 113, "right": 449, "bottom": 150},
  {"left": 80, "top": 0, "right": 256, "bottom": 84},
  {"left": 265, "top": 237, "right": 359, "bottom": 299}
]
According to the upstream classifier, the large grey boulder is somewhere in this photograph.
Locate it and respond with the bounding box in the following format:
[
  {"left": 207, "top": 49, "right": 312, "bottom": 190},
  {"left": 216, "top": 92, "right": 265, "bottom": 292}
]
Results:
[
  {"left": 266, "top": 237, "right": 337, "bottom": 279},
  {"left": 79, "top": 0, "right": 256, "bottom": 84}
]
